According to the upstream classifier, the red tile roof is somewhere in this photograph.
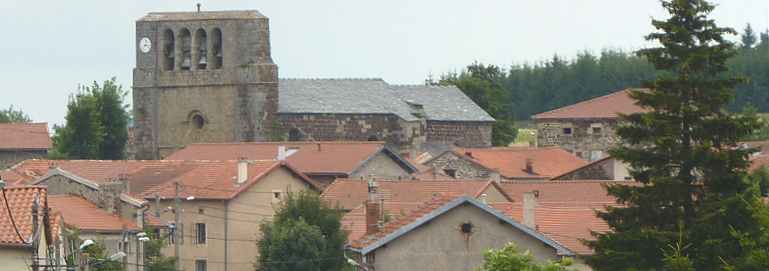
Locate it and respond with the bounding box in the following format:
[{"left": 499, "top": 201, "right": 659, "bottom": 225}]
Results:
[
  {"left": 1, "top": 159, "right": 53, "bottom": 185},
  {"left": 7, "top": 159, "right": 319, "bottom": 201},
  {"left": 0, "top": 123, "right": 52, "bottom": 150},
  {"left": 532, "top": 89, "right": 646, "bottom": 120},
  {"left": 0, "top": 186, "right": 46, "bottom": 247},
  {"left": 48, "top": 195, "right": 138, "bottom": 232},
  {"left": 750, "top": 154, "right": 769, "bottom": 171},
  {"left": 349, "top": 195, "right": 457, "bottom": 249},
  {"left": 456, "top": 147, "right": 588, "bottom": 179},
  {"left": 322, "top": 178, "right": 510, "bottom": 211},
  {"left": 165, "top": 141, "right": 390, "bottom": 175},
  {"left": 342, "top": 179, "right": 625, "bottom": 255}
]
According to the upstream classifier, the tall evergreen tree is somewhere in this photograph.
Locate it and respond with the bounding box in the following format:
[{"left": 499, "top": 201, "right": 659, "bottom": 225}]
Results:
[
  {"left": 587, "top": 1, "right": 764, "bottom": 270},
  {"left": 742, "top": 23, "right": 758, "bottom": 49}
]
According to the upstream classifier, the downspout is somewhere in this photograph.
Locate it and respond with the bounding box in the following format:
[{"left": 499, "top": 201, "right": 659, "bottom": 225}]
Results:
[{"left": 224, "top": 200, "right": 229, "bottom": 271}]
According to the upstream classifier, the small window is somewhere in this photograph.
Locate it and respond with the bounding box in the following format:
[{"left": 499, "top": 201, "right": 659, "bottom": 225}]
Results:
[
  {"left": 562, "top": 127, "right": 572, "bottom": 135},
  {"left": 195, "top": 259, "right": 207, "bottom": 271},
  {"left": 443, "top": 169, "right": 457, "bottom": 178},
  {"left": 592, "top": 127, "right": 602, "bottom": 134},
  {"left": 195, "top": 223, "right": 206, "bottom": 244},
  {"left": 367, "top": 135, "right": 379, "bottom": 141},
  {"left": 272, "top": 190, "right": 282, "bottom": 200},
  {"left": 460, "top": 222, "right": 474, "bottom": 233},
  {"left": 190, "top": 113, "right": 205, "bottom": 129}
]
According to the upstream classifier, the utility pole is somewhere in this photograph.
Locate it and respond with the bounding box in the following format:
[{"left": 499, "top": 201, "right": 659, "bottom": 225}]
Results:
[{"left": 174, "top": 182, "right": 181, "bottom": 271}]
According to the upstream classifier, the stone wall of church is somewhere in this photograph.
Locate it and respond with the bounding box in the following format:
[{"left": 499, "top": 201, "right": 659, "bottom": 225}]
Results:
[
  {"left": 426, "top": 121, "right": 493, "bottom": 148},
  {"left": 535, "top": 118, "right": 619, "bottom": 161},
  {"left": 277, "top": 113, "right": 425, "bottom": 152}
]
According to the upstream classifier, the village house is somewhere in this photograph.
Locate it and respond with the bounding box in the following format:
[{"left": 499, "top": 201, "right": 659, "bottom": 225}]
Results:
[
  {"left": 532, "top": 89, "right": 646, "bottom": 161},
  {"left": 48, "top": 195, "right": 143, "bottom": 271},
  {"left": 165, "top": 141, "right": 419, "bottom": 185},
  {"left": 423, "top": 147, "right": 587, "bottom": 180},
  {"left": 346, "top": 195, "right": 580, "bottom": 271},
  {"left": 0, "top": 123, "right": 51, "bottom": 169},
  {"left": 4, "top": 159, "right": 319, "bottom": 271},
  {"left": 323, "top": 178, "right": 621, "bottom": 270},
  {"left": 0, "top": 185, "right": 63, "bottom": 271}
]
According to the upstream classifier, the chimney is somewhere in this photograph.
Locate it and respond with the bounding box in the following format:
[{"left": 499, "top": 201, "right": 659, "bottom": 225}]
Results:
[
  {"left": 237, "top": 159, "right": 249, "bottom": 184},
  {"left": 317, "top": 143, "right": 322, "bottom": 152},
  {"left": 366, "top": 177, "right": 382, "bottom": 234},
  {"left": 523, "top": 191, "right": 538, "bottom": 229},
  {"left": 277, "top": 146, "right": 287, "bottom": 161},
  {"left": 524, "top": 158, "right": 534, "bottom": 174}
]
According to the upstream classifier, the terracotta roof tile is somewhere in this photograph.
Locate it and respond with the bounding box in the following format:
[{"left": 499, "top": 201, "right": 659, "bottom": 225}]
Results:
[
  {"left": 6, "top": 159, "right": 319, "bottom": 200},
  {"left": 350, "top": 195, "right": 457, "bottom": 249},
  {"left": 532, "top": 89, "right": 647, "bottom": 120},
  {"left": 341, "top": 179, "right": 626, "bottom": 255},
  {"left": 456, "top": 147, "right": 588, "bottom": 179},
  {"left": 0, "top": 186, "right": 46, "bottom": 246},
  {"left": 48, "top": 195, "right": 138, "bottom": 232},
  {"left": 0, "top": 123, "right": 52, "bottom": 150},
  {"left": 166, "top": 141, "right": 387, "bottom": 174},
  {"left": 322, "top": 178, "right": 507, "bottom": 211}
]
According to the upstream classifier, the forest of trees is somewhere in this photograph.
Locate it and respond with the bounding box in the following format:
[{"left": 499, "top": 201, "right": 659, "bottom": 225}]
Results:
[{"left": 442, "top": 24, "right": 769, "bottom": 121}]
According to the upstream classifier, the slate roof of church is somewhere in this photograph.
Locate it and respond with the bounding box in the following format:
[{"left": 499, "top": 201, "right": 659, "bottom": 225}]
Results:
[
  {"left": 278, "top": 78, "right": 494, "bottom": 122},
  {"left": 139, "top": 10, "right": 266, "bottom": 21}
]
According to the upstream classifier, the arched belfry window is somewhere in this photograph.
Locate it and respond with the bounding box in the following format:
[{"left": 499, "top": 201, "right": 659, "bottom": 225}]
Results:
[
  {"left": 194, "top": 29, "right": 207, "bottom": 70},
  {"left": 162, "top": 29, "right": 175, "bottom": 71},
  {"left": 211, "top": 28, "right": 223, "bottom": 69},
  {"left": 178, "top": 28, "right": 192, "bottom": 70}
]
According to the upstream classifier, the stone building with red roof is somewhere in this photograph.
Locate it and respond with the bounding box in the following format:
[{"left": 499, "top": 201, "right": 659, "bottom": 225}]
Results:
[
  {"left": 423, "top": 147, "right": 587, "bottom": 181},
  {"left": 532, "top": 89, "right": 646, "bottom": 161},
  {"left": 0, "top": 123, "right": 51, "bottom": 169}
]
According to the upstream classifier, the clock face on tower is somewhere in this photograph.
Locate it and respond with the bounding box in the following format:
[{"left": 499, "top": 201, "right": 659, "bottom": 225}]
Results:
[{"left": 139, "top": 37, "right": 152, "bottom": 53}]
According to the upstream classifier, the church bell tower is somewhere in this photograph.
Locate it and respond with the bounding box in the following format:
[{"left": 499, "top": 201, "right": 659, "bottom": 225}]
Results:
[{"left": 132, "top": 10, "right": 278, "bottom": 159}]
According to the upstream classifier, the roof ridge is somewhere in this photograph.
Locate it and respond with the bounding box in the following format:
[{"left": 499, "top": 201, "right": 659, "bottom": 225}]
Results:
[
  {"left": 534, "top": 89, "right": 631, "bottom": 117},
  {"left": 280, "top": 77, "right": 385, "bottom": 81}
]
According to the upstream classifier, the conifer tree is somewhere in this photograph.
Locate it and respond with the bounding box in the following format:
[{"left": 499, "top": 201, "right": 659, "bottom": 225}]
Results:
[
  {"left": 742, "top": 23, "right": 757, "bottom": 49},
  {"left": 587, "top": 0, "right": 764, "bottom": 270}
]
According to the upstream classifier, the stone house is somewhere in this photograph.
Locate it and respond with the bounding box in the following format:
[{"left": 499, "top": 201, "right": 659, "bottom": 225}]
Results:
[
  {"left": 0, "top": 123, "right": 51, "bottom": 169},
  {"left": 10, "top": 159, "right": 319, "bottom": 271},
  {"left": 551, "top": 156, "right": 631, "bottom": 181},
  {"left": 0, "top": 186, "right": 63, "bottom": 271},
  {"left": 532, "top": 89, "right": 646, "bottom": 161},
  {"left": 345, "top": 196, "right": 584, "bottom": 271},
  {"left": 165, "top": 141, "right": 419, "bottom": 185},
  {"left": 48, "top": 195, "right": 143, "bottom": 271},
  {"left": 131, "top": 10, "right": 494, "bottom": 159},
  {"left": 423, "top": 147, "right": 587, "bottom": 180}
]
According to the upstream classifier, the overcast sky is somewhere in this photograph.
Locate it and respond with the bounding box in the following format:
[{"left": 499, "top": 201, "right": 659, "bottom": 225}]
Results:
[{"left": 1, "top": 0, "right": 767, "bottom": 126}]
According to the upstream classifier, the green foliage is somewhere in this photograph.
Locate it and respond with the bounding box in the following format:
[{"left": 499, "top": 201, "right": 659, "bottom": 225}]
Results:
[
  {"left": 440, "top": 25, "right": 769, "bottom": 122},
  {"left": 749, "top": 166, "right": 769, "bottom": 196},
  {"left": 82, "top": 241, "right": 123, "bottom": 271},
  {"left": 742, "top": 24, "right": 758, "bottom": 49},
  {"left": 437, "top": 63, "right": 518, "bottom": 146},
  {"left": 476, "top": 242, "right": 575, "bottom": 271},
  {"left": 257, "top": 190, "right": 347, "bottom": 271},
  {"left": 587, "top": 1, "right": 767, "bottom": 270},
  {"left": 0, "top": 105, "right": 31, "bottom": 123},
  {"left": 143, "top": 230, "right": 176, "bottom": 271},
  {"left": 52, "top": 78, "right": 128, "bottom": 159}
]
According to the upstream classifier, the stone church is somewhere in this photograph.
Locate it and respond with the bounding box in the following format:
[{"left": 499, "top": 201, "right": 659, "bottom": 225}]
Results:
[{"left": 132, "top": 10, "right": 494, "bottom": 159}]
